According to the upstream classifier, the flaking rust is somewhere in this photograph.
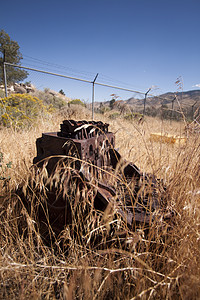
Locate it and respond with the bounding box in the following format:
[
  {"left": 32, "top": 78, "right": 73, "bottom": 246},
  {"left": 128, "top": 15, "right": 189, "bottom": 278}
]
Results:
[{"left": 33, "top": 120, "right": 171, "bottom": 234}]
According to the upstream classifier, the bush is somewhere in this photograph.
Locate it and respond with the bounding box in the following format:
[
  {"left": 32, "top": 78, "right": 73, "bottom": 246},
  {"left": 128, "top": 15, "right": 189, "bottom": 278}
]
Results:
[
  {"left": 68, "top": 99, "right": 85, "bottom": 107},
  {"left": 32, "top": 90, "right": 66, "bottom": 109},
  {"left": 96, "top": 105, "right": 110, "bottom": 115},
  {"left": 0, "top": 93, "right": 49, "bottom": 128},
  {"left": 0, "top": 89, "right": 5, "bottom": 98},
  {"left": 124, "top": 112, "right": 143, "bottom": 120},
  {"left": 109, "top": 112, "right": 121, "bottom": 119}
]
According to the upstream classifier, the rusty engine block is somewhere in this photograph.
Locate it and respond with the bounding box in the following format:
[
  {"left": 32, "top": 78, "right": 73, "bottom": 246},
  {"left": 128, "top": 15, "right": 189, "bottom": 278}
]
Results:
[
  {"left": 33, "top": 120, "right": 168, "bottom": 231},
  {"left": 31, "top": 119, "right": 170, "bottom": 237},
  {"left": 33, "top": 120, "right": 115, "bottom": 172}
]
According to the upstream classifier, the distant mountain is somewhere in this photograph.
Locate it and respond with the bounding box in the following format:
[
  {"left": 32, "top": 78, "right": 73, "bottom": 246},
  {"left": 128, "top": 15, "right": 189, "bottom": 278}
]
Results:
[{"left": 126, "top": 90, "right": 200, "bottom": 110}]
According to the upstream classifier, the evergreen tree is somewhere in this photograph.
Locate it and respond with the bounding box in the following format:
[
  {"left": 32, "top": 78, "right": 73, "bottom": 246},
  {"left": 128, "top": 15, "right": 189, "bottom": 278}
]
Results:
[
  {"left": 59, "top": 89, "right": 65, "bottom": 95},
  {"left": 0, "top": 30, "right": 28, "bottom": 85}
]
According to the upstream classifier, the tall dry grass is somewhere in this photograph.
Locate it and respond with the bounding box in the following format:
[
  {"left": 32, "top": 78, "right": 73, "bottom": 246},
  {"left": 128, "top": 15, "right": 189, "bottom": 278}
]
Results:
[{"left": 0, "top": 108, "right": 199, "bottom": 299}]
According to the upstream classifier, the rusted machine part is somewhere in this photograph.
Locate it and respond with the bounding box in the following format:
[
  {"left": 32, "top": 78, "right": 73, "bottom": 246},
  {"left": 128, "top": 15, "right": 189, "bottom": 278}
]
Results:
[
  {"left": 33, "top": 120, "right": 168, "bottom": 232},
  {"left": 58, "top": 119, "right": 109, "bottom": 139},
  {"left": 33, "top": 120, "right": 114, "bottom": 174}
]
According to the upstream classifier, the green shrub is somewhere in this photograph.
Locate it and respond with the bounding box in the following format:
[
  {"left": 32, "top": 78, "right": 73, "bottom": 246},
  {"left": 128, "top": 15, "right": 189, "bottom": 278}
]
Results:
[
  {"left": 0, "top": 89, "right": 5, "bottom": 98},
  {"left": 32, "top": 90, "right": 66, "bottom": 109},
  {"left": 68, "top": 99, "right": 85, "bottom": 107},
  {"left": 109, "top": 112, "right": 120, "bottom": 119},
  {"left": 96, "top": 105, "right": 110, "bottom": 114},
  {"left": 124, "top": 112, "right": 143, "bottom": 120},
  {"left": 49, "top": 96, "right": 66, "bottom": 109},
  {"left": 0, "top": 93, "right": 49, "bottom": 128}
]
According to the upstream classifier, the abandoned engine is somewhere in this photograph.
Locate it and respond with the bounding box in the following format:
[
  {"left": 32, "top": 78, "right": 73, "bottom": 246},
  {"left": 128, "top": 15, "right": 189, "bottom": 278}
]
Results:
[{"left": 31, "top": 119, "right": 171, "bottom": 237}]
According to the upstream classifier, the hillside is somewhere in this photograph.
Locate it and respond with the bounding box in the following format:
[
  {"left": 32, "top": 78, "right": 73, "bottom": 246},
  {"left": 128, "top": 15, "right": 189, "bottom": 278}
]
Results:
[{"left": 126, "top": 90, "right": 200, "bottom": 110}]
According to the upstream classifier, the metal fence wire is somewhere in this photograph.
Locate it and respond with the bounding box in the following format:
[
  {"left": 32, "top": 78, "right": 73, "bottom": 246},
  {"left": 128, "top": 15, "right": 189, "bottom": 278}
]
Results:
[
  {"left": 2, "top": 62, "right": 150, "bottom": 119},
  {"left": 2, "top": 61, "right": 189, "bottom": 121}
]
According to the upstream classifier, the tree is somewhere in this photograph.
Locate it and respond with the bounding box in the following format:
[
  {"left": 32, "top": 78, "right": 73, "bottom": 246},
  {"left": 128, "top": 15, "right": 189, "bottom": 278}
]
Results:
[
  {"left": 110, "top": 94, "right": 120, "bottom": 110},
  {"left": 0, "top": 30, "right": 28, "bottom": 85},
  {"left": 59, "top": 89, "right": 65, "bottom": 96},
  {"left": 109, "top": 98, "right": 115, "bottom": 109}
]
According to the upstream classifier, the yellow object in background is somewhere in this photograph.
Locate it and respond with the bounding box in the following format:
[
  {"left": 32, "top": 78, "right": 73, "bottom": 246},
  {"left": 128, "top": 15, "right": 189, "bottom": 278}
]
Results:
[{"left": 150, "top": 133, "right": 186, "bottom": 144}]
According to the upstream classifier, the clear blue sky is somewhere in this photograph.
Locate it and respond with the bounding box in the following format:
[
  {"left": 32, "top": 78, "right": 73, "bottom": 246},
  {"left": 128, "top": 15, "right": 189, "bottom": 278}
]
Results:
[{"left": 1, "top": 0, "right": 200, "bottom": 102}]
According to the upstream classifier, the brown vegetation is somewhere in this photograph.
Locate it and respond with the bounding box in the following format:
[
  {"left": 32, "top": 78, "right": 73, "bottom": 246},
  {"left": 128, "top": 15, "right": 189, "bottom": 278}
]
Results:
[{"left": 0, "top": 107, "right": 199, "bottom": 299}]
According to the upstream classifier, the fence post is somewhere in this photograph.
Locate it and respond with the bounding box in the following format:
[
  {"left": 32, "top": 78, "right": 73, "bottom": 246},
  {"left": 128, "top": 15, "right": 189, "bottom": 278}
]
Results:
[
  {"left": 143, "top": 88, "right": 151, "bottom": 115},
  {"left": 170, "top": 96, "right": 176, "bottom": 123},
  {"left": 92, "top": 73, "right": 98, "bottom": 120},
  {"left": 3, "top": 50, "right": 8, "bottom": 97}
]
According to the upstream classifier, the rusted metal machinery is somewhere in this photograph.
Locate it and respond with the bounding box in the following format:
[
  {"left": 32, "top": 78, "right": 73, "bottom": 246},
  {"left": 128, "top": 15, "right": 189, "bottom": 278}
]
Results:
[
  {"left": 34, "top": 120, "right": 115, "bottom": 174},
  {"left": 32, "top": 120, "right": 170, "bottom": 236}
]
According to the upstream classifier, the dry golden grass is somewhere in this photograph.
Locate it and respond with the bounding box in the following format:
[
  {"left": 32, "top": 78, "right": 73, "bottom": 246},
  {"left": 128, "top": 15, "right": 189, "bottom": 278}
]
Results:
[{"left": 0, "top": 108, "right": 200, "bottom": 299}]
